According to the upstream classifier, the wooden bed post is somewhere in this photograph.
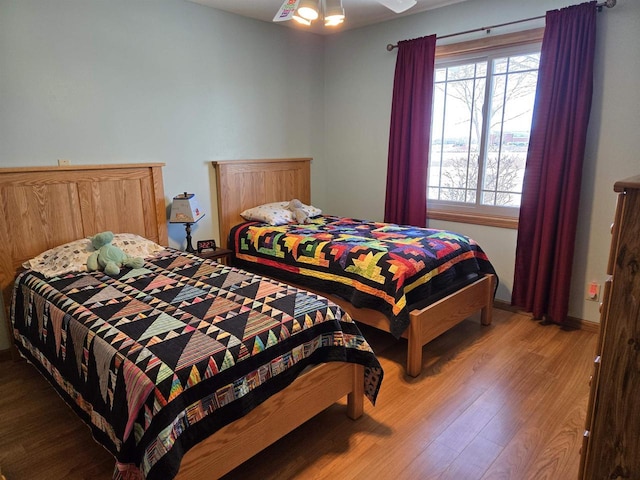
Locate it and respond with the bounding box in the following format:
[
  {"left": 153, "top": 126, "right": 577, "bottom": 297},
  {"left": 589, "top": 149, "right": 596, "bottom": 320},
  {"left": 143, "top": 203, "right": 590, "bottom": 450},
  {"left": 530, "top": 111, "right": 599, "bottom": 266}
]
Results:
[
  {"left": 481, "top": 274, "right": 496, "bottom": 326},
  {"left": 1, "top": 295, "right": 19, "bottom": 361},
  {"left": 406, "top": 318, "right": 424, "bottom": 378},
  {"left": 347, "top": 364, "right": 365, "bottom": 419}
]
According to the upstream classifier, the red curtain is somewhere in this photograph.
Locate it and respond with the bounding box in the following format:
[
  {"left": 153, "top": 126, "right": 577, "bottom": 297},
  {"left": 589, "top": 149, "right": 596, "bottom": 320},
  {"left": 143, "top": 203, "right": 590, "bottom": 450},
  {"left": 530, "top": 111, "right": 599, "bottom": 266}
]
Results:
[
  {"left": 384, "top": 35, "right": 436, "bottom": 227},
  {"left": 512, "top": 2, "right": 597, "bottom": 324}
]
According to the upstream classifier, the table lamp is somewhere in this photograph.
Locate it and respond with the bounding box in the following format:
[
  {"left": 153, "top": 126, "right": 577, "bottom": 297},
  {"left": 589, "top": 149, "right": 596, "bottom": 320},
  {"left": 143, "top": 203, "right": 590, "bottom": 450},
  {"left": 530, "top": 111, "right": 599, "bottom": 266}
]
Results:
[{"left": 169, "top": 192, "right": 205, "bottom": 253}]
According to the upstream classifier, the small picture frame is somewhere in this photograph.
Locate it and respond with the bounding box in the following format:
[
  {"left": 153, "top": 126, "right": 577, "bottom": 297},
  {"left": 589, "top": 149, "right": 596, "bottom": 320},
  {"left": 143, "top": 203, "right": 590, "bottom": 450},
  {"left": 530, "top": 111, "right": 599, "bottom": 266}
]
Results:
[{"left": 197, "top": 239, "right": 217, "bottom": 253}]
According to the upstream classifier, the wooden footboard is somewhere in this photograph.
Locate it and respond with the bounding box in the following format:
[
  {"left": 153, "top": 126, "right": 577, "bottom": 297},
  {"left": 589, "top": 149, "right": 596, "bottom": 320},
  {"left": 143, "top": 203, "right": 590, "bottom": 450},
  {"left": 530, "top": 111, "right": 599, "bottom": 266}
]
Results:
[
  {"left": 307, "top": 274, "right": 495, "bottom": 377},
  {"left": 176, "top": 362, "right": 364, "bottom": 479},
  {"left": 404, "top": 273, "right": 495, "bottom": 377}
]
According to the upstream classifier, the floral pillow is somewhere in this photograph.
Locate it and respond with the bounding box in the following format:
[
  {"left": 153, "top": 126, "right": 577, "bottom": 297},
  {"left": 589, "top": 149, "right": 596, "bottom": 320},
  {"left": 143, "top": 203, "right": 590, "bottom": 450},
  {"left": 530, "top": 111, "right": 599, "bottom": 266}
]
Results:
[
  {"left": 240, "top": 201, "right": 322, "bottom": 226},
  {"left": 23, "top": 233, "right": 165, "bottom": 278}
]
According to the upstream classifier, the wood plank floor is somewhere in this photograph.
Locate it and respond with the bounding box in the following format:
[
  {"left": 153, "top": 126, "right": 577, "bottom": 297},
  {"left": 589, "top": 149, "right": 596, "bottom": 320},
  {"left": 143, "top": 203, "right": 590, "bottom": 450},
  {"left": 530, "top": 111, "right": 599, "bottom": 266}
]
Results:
[{"left": 0, "top": 308, "right": 597, "bottom": 480}]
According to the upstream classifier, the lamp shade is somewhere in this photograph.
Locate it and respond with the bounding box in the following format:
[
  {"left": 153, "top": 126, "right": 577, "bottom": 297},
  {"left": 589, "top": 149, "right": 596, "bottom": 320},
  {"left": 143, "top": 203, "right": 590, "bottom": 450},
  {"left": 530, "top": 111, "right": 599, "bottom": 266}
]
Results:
[{"left": 169, "top": 192, "right": 205, "bottom": 224}]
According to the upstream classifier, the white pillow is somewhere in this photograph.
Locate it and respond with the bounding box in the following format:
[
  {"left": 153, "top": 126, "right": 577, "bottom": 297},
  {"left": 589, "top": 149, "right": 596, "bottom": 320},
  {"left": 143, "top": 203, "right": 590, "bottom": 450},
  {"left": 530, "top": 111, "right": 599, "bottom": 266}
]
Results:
[
  {"left": 240, "top": 201, "right": 322, "bottom": 226},
  {"left": 23, "top": 233, "right": 165, "bottom": 278}
]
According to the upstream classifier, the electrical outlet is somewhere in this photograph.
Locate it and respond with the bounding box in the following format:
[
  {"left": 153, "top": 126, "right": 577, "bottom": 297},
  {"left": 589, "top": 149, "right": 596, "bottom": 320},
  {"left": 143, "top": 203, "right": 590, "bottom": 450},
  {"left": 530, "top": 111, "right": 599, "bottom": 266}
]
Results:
[
  {"left": 586, "top": 281, "right": 600, "bottom": 301},
  {"left": 57, "top": 159, "right": 70, "bottom": 166}
]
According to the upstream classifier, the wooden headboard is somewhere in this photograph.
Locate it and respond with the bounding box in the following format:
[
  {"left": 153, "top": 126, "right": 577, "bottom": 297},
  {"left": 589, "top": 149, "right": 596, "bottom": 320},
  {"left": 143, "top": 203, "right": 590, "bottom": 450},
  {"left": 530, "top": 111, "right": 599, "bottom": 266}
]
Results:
[
  {"left": 212, "top": 158, "right": 311, "bottom": 248},
  {"left": 0, "top": 163, "right": 168, "bottom": 356}
]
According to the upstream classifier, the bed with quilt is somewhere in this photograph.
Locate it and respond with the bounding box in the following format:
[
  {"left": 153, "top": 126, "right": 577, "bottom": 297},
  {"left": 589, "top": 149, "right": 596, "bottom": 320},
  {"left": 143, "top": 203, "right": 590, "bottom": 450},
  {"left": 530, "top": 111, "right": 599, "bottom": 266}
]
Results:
[
  {"left": 11, "top": 248, "right": 382, "bottom": 479},
  {"left": 0, "top": 163, "right": 383, "bottom": 480},
  {"left": 213, "top": 158, "right": 498, "bottom": 377},
  {"left": 230, "top": 215, "right": 497, "bottom": 339}
]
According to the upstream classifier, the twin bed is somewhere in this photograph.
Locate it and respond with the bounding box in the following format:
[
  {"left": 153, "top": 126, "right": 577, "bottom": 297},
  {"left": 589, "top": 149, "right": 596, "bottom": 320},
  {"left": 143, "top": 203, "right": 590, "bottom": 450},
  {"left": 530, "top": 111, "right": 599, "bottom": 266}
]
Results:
[
  {"left": 1, "top": 159, "right": 496, "bottom": 478},
  {"left": 0, "top": 163, "right": 382, "bottom": 480},
  {"left": 213, "top": 158, "right": 497, "bottom": 378}
]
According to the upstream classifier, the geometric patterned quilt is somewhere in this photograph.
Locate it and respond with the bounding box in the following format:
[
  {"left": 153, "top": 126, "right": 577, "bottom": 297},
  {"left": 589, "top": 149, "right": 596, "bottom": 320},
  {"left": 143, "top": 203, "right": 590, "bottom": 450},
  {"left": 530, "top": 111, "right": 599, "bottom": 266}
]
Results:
[
  {"left": 230, "top": 216, "right": 497, "bottom": 338},
  {"left": 11, "top": 248, "right": 383, "bottom": 480}
]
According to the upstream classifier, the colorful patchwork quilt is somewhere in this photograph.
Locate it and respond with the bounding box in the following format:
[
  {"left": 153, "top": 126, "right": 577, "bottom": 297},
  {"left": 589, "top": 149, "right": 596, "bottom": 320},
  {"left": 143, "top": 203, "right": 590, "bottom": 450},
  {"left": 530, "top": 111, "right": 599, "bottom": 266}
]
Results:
[
  {"left": 230, "top": 216, "right": 497, "bottom": 338},
  {"left": 11, "top": 248, "right": 382, "bottom": 480}
]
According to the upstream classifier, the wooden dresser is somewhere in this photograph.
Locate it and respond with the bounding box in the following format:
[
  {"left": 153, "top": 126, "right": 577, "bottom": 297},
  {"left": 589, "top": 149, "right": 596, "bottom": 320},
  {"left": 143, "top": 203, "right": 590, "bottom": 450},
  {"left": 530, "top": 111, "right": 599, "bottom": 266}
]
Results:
[{"left": 580, "top": 175, "right": 640, "bottom": 479}]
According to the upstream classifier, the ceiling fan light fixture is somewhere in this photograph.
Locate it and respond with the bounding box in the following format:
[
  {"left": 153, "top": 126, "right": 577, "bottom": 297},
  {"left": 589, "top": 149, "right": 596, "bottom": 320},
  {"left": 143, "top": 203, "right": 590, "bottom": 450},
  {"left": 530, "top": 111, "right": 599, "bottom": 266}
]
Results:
[
  {"left": 297, "top": 0, "right": 320, "bottom": 21},
  {"left": 324, "top": 0, "right": 345, "bottom": 26},
  {"left": 275, "top": 0, "right": 412, "bottom": 29},
  {"left": 292, "top": 14, "right": 312, "bottom": 25},
  {"left": 324, "top": 17, "right": 344, "bottom": 26}
]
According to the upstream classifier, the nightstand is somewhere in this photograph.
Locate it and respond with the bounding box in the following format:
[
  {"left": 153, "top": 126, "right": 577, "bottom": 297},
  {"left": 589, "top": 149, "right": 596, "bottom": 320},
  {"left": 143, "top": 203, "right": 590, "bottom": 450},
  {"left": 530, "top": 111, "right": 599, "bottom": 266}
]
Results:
[{"left": 195, "top": 248, "right": 233, "bottom": 265}]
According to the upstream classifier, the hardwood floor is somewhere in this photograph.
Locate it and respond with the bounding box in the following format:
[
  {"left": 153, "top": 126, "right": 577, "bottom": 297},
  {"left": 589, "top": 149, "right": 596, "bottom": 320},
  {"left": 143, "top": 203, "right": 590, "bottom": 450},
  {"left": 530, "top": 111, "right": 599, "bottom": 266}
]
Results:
[{"left": 0, "top": 308, "right": 596, "bottom": 480}]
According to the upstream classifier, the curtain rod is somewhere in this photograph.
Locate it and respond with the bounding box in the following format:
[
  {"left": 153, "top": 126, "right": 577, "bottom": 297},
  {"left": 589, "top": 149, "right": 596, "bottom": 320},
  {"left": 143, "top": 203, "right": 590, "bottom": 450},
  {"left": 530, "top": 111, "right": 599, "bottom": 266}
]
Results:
[{"left": 386, "top": 0, "right": 616, "bottom": 51}]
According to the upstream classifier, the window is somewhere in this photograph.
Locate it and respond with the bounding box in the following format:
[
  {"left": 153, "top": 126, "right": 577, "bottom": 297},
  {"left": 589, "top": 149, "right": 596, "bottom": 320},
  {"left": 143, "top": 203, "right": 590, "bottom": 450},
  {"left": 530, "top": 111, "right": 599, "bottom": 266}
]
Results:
[{"left": 427, "top": 31, "right": 543, "bottom": 228}]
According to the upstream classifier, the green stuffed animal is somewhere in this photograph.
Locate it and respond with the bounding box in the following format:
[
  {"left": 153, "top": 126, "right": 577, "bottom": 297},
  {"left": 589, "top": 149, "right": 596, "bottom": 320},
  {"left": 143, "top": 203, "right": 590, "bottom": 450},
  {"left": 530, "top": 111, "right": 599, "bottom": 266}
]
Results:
[{"left": 86, "top": 231, "right": 144, "bottom": 276}]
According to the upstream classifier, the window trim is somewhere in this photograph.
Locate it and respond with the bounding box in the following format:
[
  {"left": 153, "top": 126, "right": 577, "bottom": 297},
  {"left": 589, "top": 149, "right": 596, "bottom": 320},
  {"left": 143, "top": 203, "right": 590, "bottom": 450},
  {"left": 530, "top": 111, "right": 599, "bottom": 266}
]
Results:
[
  {"left": 428, "top": 209, "right": 519, "bottom": 229},
  {"left": 435, "top": 28, "right": 544, "bottom": 60},
  {"left": 427, "top": 28, "right": 544, "bottom": 229}
]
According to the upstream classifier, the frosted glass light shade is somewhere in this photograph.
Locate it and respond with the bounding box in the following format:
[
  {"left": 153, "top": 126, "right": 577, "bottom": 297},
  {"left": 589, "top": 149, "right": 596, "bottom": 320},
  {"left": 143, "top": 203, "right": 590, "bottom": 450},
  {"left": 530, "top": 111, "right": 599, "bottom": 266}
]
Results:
[
  {"left": 293, "top": 14, "right": 312, "bottom": 25},
  {"left": 297, "top": 0, "right": 319, "bottom": 20},
  {"left": 325, "top": 0, "right": 345, "bottom": 25}
]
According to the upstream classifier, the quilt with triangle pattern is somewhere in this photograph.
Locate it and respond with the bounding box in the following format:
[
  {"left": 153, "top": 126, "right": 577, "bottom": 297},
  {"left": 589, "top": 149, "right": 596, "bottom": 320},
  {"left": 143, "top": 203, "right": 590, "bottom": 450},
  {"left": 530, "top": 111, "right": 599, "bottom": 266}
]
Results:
[
  {"left": 230, "top": 216, "right": 498, "bottom": 338},
  {"left": 11, "top": 248, "right": 383, "bottom": 480}
]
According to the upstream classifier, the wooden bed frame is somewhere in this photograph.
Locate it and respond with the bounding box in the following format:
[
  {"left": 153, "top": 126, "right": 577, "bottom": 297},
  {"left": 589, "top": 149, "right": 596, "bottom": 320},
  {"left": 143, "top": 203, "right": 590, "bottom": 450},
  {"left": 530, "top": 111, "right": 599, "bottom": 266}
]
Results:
[
  {"left": 0, "top": 163, "right": 365, "bottom": 480},
  {"left": 213, "top": 158, "right": 496, "bottom": 377}
]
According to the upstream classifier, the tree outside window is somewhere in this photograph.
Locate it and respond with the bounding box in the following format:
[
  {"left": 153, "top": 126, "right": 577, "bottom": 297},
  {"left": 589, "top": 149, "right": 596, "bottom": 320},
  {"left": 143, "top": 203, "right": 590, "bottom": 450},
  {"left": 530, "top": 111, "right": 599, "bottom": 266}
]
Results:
[{"left": 428, "top": 44, "right": 540, "bottom": 223}]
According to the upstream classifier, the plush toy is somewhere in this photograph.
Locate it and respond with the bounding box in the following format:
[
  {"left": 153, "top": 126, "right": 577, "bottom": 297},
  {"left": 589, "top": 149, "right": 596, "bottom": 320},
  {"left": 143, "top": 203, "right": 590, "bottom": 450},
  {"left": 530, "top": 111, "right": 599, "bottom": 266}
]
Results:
[
  {"left": 86, "top": 231, "right": 144, "bottom": 276},
  {"left": 287, "top": 199, "right": 309, "bottom": 224}
]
